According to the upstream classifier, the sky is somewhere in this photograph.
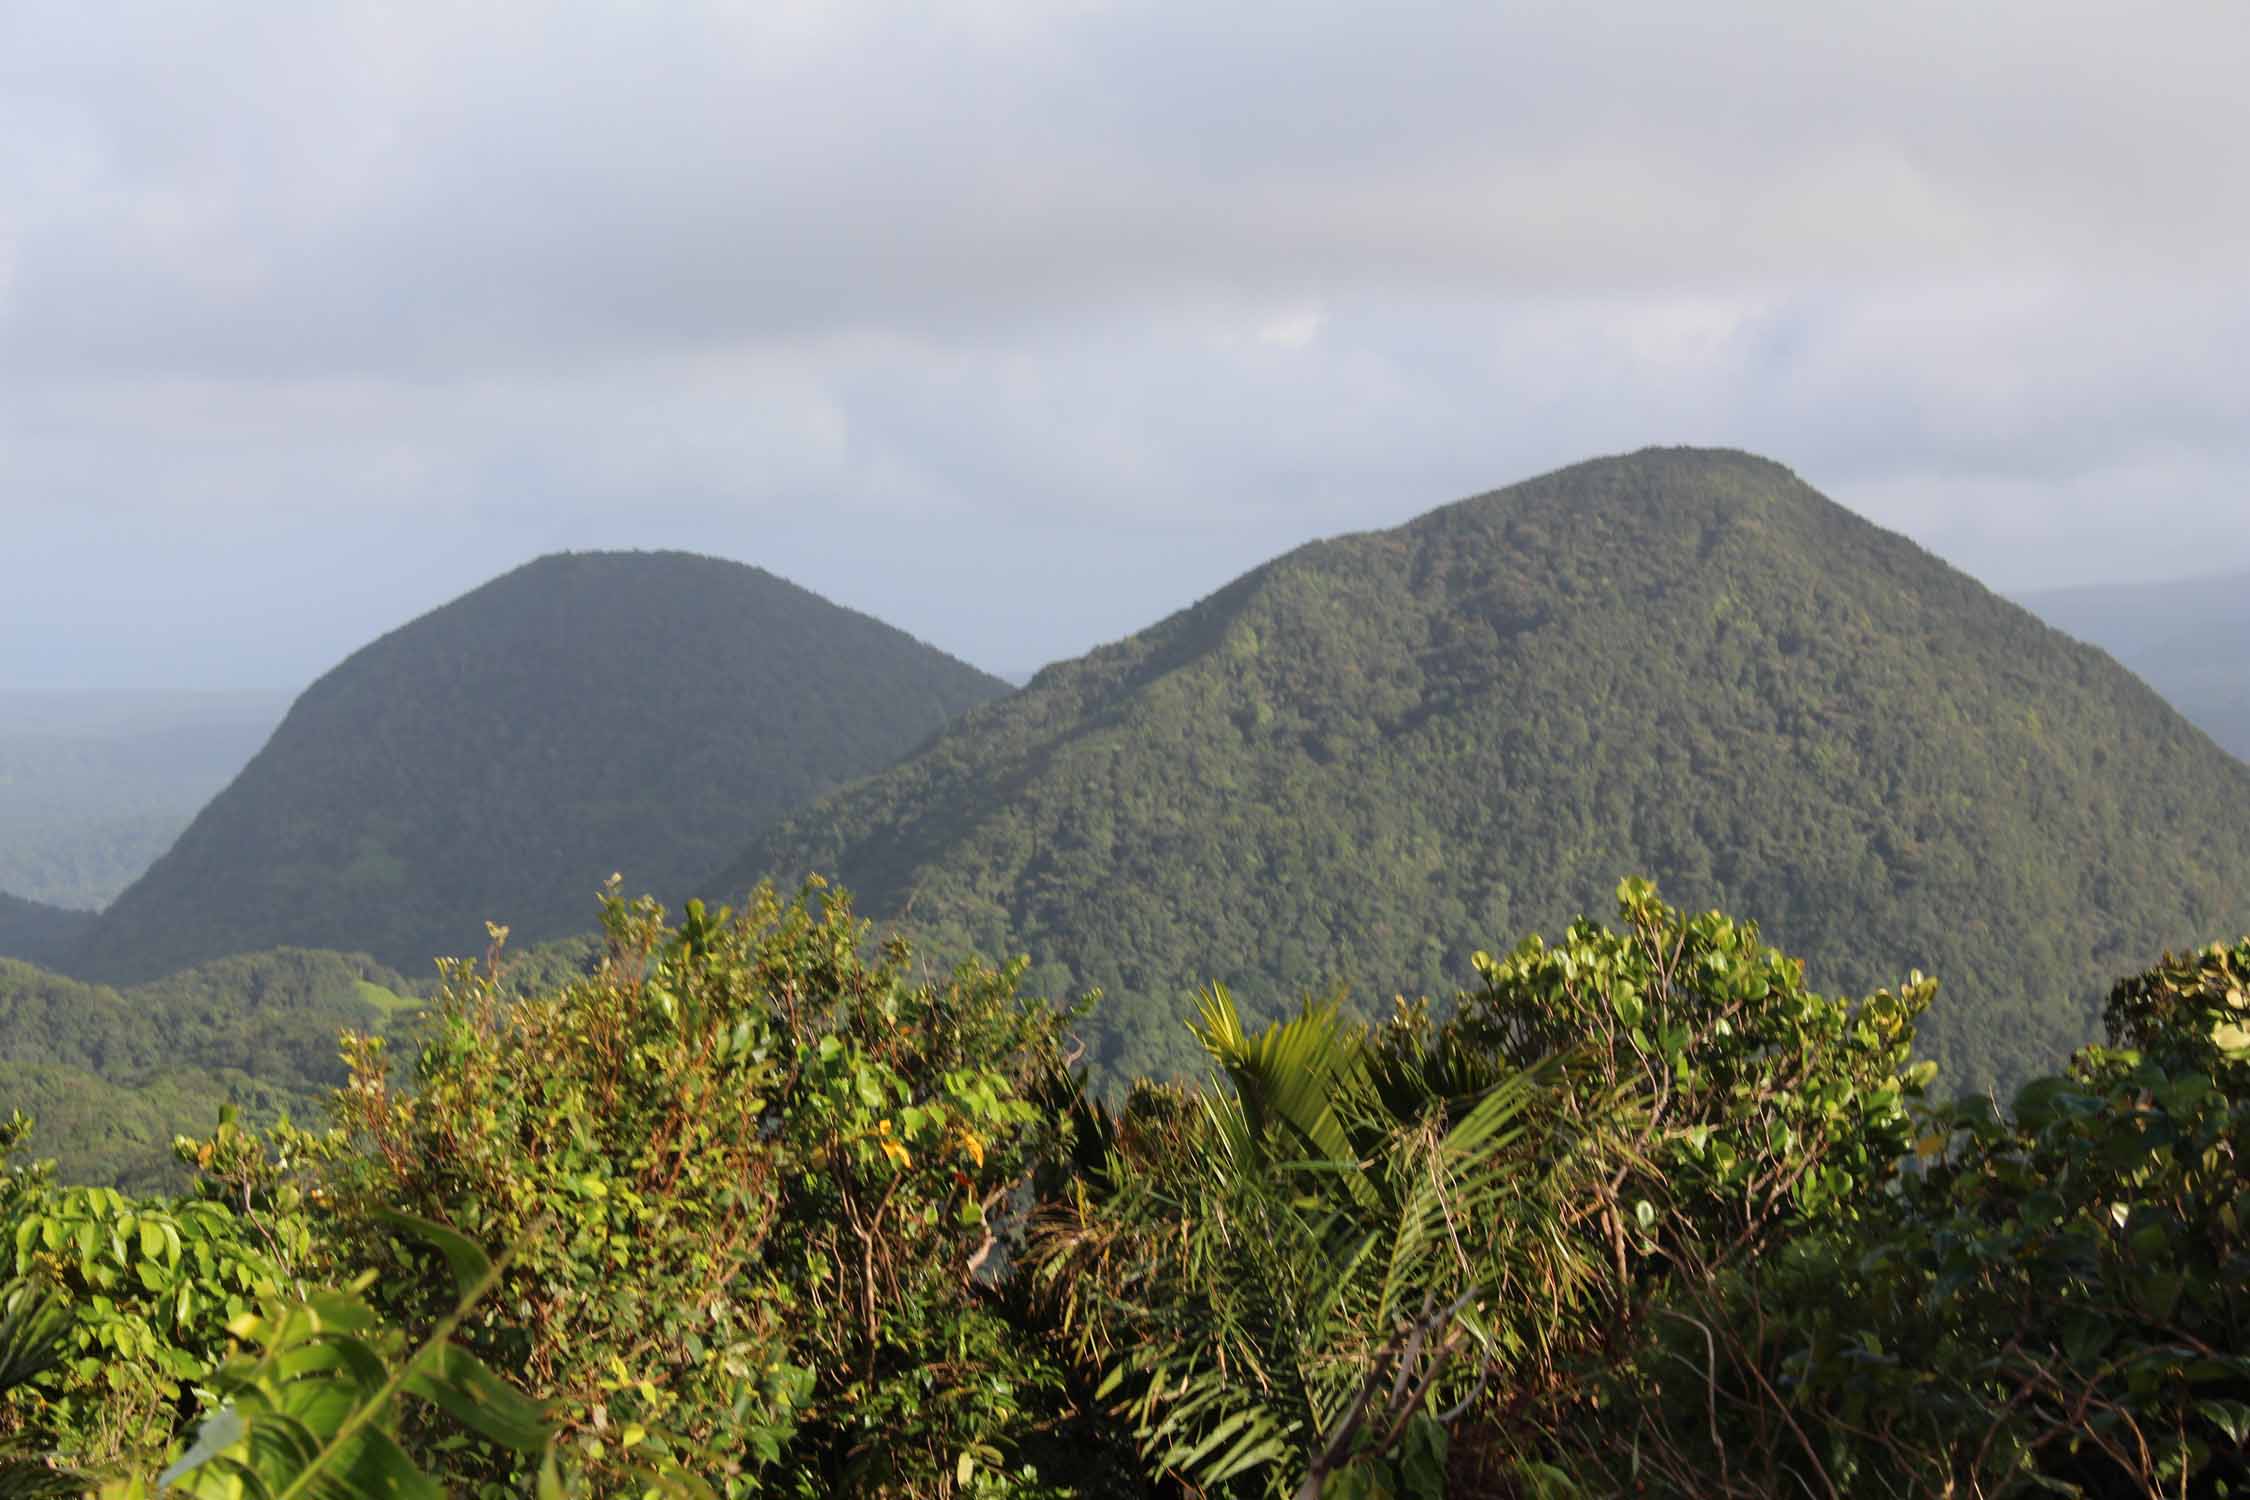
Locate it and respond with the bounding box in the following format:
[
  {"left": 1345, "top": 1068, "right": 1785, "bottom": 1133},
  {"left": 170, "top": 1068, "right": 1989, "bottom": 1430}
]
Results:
[{"left": 3, "top": 0, "right": 2246, "bottom": 691}]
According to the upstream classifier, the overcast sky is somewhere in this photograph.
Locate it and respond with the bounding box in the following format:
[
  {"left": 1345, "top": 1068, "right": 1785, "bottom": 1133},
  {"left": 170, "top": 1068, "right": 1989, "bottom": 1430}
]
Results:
[{"left": 4, "top": 0, "right": 2245, "bottom": 691}]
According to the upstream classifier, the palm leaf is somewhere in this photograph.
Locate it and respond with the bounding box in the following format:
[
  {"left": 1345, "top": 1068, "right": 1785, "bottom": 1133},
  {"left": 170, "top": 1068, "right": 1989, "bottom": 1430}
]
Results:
[{"left": 0, "top": 1283, "right": 70, "bottom": 1397}]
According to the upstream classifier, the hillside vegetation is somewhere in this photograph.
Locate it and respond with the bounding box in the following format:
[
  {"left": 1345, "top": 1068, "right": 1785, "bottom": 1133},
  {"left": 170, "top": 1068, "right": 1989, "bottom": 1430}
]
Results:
[
  {"left": 2021, "top": 567, "right": 2250, "bottom": 761},
  {"left": 5, "top": 885, "right": 2246, "bottom": 1495},
  {"left": 0, "top": 947, "right": 418, "bottom": 1188},
  {"left": 77, "top": 551, "right": 1008, "bottom": 983},
  {"left": 715, "top": 449, "right": 2250, "bottom": 1095}
]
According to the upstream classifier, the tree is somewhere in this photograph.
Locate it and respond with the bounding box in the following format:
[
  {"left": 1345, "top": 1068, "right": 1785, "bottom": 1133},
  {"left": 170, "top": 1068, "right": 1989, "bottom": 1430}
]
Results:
[{"left": 318, "top": 882, "right": 1090, "bottom": 1496}]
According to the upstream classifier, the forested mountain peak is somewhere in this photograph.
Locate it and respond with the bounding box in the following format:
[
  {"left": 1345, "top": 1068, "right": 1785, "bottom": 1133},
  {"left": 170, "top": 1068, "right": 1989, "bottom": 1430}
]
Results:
[
  {"left": 714, "top": 447, "right": 2250, "bottom": 1094},
  {"left": 78, "top": 549, "right": 1010, "bottom": 983}
]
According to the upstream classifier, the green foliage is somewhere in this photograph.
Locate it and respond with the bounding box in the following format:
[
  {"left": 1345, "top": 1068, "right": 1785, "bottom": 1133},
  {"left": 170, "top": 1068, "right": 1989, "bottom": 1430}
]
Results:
[
  {"left": 79, "top": 550, "right": 1009, "bottom": 984},
  {"left": 0, "top": 1275, "right": 90, "bottom": 1498},
  {"left": 149, "top": 1213, "right": 554, "bottom": 1500},
  {"left": 1033, "top": 880, "right": 1938, "bottom": 1497},
  {"left": 8, "top": 856, "right": 2250, "bottom": 1498},
  {"left": 0, "top": 1120, "right": 562, "bottom": 1499},
  {"left": 0, "top": 1110, "right": 314, "bottom": 1469},
  {"left": 1035, "top": 989, "right": 1612, "bottom": 1498},
  {"left": 1541, "top": 936, "right": 2250, "bottom": 1497},
  {"left": 1456, "top": 876, "right": 1937, "bottom": 1243},
  {"left": 715, "top": 448, "right": 2250, "bottom": 1098},
  {"left": 316, "top": 882, "right": 1087, "bottom": 1496},
  {"left": 0, "top": 950, "right": 417, "bottom": 1189}
]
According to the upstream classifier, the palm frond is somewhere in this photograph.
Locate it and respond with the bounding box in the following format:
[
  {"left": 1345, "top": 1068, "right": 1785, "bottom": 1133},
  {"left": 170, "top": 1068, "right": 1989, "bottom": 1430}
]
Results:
[
  {"left": 1042, "top": 993, "right": 1625, "bottom": 1497},
  {"left": 0, "top": 1283, "right": 71, "bottom": 1398}
]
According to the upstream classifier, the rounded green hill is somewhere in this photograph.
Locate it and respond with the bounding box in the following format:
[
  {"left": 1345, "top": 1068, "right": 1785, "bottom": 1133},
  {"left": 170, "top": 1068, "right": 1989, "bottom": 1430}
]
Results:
[
  {"left": 713, "top": 448, "right": 2250, "bottom": 1094},
  {"left": 82, "top": 550, "right": 1008, "bottom": 982}
]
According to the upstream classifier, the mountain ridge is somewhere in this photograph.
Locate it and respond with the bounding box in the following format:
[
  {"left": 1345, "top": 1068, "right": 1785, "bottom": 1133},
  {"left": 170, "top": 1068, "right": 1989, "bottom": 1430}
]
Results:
[
  {"left": 713, "top": 448, "right": 2250, "bottom": 1094},
  {"left": 78, "top": 550, "right": 1011, "bottom": 983}
]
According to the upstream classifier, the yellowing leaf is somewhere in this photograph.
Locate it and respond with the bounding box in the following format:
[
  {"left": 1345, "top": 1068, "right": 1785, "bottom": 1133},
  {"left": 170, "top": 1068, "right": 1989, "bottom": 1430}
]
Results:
[
  {"left": 959, "top": 1130, "right": 985, "bottom": 1169},
  {"left": 880, "top": 1138, "right": 912, "bottom": 1169}
]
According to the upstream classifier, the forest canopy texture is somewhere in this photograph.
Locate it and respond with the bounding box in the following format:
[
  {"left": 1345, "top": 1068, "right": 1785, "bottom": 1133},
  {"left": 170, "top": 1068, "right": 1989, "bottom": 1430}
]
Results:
[
  {"left": 5, "top": 448, "right": 2250, "bottom": 1494},
  {"left": 3, "top": 883, "right": 2245, "bottom": 1496},
  {"left": 714, "top": 449, "right": 2250, "bottom": 1096},
  {"left": 0, "top": 948, "right": 418, "bottom": 1188},
  {"left": 74, "top": 551, "right": 1008, "bottom": 984}
]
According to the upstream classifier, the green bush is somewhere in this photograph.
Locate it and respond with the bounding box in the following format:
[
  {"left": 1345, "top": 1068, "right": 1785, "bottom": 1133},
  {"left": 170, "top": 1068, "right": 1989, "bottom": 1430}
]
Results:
[
  {"left": 317, "top": 882, "right": 1090, "bottom": 1496},
  {"left": 1550, "top": 937, "right": 2250, "bottom": 1497},
  {"left": 8, "top": 876, "right": 2249, "bottom": 1499},
  {"left": 0, "top": 1111, "right": 314, "bottom": 1468},
  {"left": 1032, "top": 881, "right": 1938, "bottom": 1497}
]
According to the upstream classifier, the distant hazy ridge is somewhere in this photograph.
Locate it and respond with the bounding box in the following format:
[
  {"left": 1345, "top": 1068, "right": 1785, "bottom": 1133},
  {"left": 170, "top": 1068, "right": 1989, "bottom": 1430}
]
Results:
[
  {"left": 0, "top": 692, "right": 282, "bottom": 909},
  {"left": 2018, "top": 570, "right": 2250, "bottom": 762}
]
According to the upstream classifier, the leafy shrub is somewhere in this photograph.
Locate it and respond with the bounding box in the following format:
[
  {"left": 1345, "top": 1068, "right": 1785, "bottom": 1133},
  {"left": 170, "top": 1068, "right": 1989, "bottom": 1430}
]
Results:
[
  {"left": 1034, "top": 881, "right": 1938, "bottom": 1497},
  {"left": 0, "top": 1111, "right": 314, "bottom": 1468},
  {"left": 139, "top": 1212, "right": 554, "bottom": 1500},
  {"left": 317, "top": 882, "right": 1088, "bottom": 1497},
  {"left": 1552, "top": 937, "right": 2250, "bottom": 1497},
  {"left": 1455, "top": 876, "right": 1936, "bottom": 1251}
]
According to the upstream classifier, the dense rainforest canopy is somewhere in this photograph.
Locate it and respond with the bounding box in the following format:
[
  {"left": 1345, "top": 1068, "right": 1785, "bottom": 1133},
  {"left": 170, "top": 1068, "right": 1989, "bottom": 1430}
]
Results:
[
  {"left": 72, "top": 551, "right": 1008, "bottom": 984},
  {"left": 5, "top": 446, "right": 2247, "bottom": 1492},
  {"left": 3, "top": 883, "right": 2244, "bottom": 1496},
  {"left": 714, "top": 448, "right": 2250, "bottom": 1097},
  {"left": 0, "top": 948, "right": 417, "bottom": 1188}
]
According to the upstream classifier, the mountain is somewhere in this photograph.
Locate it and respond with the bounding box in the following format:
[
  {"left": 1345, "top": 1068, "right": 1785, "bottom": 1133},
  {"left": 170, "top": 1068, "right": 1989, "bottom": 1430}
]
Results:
[
  {"left": 0, "top": 947, "right": 418, "bottom": 1188},
  {"left": 79, "top": 551, "right": 1009, "bottom": 983},
  {"left": 713, "top": 449, "right": 2250, "bottom": 1096},
  {"left": 2017, "top": 570, "right": 2250, "bottom": 762},
  {"left": 0, "top": 891, "right": 96, "bottom": 970},
  {"left": 0, "top": 690, "right": 284, "bottom": 909}
]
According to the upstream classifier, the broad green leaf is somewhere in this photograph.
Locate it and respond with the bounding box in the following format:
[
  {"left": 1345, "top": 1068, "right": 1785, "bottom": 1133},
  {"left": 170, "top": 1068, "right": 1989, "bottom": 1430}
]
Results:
[{"left": 372, "top": 1209, "right": 491, "bottom": 1298}]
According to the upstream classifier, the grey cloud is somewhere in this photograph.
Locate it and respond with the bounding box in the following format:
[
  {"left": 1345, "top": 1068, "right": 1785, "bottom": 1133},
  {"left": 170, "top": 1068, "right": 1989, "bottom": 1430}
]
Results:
[
  {"left": 1, "top": 1, "right": 2245, "bottom": 689},
  {"left": 7, "top": 1, "right": 2247, "bottom": 378}
]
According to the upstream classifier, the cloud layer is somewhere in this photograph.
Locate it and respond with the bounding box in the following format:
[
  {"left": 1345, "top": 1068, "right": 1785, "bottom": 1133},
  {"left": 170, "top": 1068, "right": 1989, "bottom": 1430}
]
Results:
[{"left": 4, "top": 0, "right": 2244, "bottom": 687}]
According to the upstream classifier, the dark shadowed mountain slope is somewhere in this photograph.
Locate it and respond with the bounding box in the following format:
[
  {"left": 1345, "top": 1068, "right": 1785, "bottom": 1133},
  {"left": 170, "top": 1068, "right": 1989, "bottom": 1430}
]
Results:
[
  {"left": 81, "top": 551, "right": 1008, "bottom": 982},
  {"left": 2019, "top": 569, "right": 2250, "bottom": 762},
  {"left": 0, "top": 891, "right": 95, "bottom": 969},
  {"left": 714, "top": 449, "right": 2250, "bottom": 1096}
]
